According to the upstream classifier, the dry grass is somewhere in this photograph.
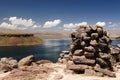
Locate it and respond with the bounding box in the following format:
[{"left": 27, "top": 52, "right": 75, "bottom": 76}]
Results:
[{"left": 0, "top": 36, "right": 43, "bottom": 46}]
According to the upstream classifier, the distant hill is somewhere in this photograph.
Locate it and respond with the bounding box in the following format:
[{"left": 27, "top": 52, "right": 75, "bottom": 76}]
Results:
[
  {"left": 34, "top": 31, "right": 70, "bottom": 39},
  {"left": 0, "top": 29, "right": 70, "bottom": 39},
  {"left": 0, "top": 33, "right": 43, "bottom": 46},
  {"left": 107, "top": 30, "right": 120, "bottom": 39}
]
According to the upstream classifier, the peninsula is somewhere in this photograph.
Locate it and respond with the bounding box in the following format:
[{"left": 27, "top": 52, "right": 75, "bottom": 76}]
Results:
[{"left": 0, "top": 33, "right": 43, "bottom": 46}]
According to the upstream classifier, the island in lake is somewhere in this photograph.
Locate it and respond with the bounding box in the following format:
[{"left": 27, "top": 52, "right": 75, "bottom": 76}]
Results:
[{"left": 0, "top": 33, "right": 43, "bottom": 46}]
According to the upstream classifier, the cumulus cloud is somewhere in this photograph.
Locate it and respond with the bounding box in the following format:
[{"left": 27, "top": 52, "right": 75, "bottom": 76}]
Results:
[
  {"left": 0, "top": 17, "right": 41, "bottom": 30},
  {"left": 63, "top": 22, "right": 87, "bottom": 31},
  {"left": 96, "top": 22, "right": 106, "bottom": 27},
  {"left": 77, "top": 22, "right": 87, "bottom": 26},
  {"left": 43, "top": 19, "right": 61, "bottom": 28},
  {"left": 63, "top": 23, "right": 76, "bottom": 29},
  {"left": 9, "top": 17, "right": 34, "bottom": 27},
  {"left": 0, "top": 22, "right": 17, "bottom": 29}
]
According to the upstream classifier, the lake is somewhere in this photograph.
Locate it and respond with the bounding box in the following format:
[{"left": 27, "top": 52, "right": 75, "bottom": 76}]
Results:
[{"left": 0, "top": 39, "right": 120, "bottom": 62}]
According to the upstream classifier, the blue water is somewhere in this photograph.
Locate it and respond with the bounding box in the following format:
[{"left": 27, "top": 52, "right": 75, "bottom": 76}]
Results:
[
  {"left": 0, "top": 39, "right": 119, "bottom": 62},
  {"left": 0, "top": 39, "right": 71, "bottom": 62}
]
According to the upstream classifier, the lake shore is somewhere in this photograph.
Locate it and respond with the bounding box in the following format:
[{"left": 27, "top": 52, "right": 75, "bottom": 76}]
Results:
[
  {"left": 0, "top": 63, "right": 120, "bottom": 80},
  {"left": 0, "top": 55, "right": 120, "bottom": 80}
]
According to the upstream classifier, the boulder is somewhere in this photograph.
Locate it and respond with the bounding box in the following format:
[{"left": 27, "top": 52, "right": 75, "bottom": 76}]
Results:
[
  {"left": 18, "top": 55, "right": 35, "bottom": 67},
  {"left": 94, "top": 64, "right": 116, "bottom": 77},
  {"left": 83, "top": 37, "right": 91, "bottom": 41},
  {"left": 96, "top": 58, "right": 108, "bottom": 67},
  {"left": 97, "top": 27, "right": 103, "bottom": 34},
  {"left": 73, "top": 56, "right": 95, "bottom": 65},
  {"left": 80, "top": 41, "right": 86, "bottom": 47},
  {"left": 90, "top": 40, "right": 98, "bottom": 46},
  {"left": 0, "top": 57, "right": 18, "bottom": 73},
  {"left": 84, "top": 69, "right": 96, "bottom": 76},
  {"left": 54, "top": 74, "right": 63, "bottom": 80},
  {"left": 36, "top": 60, "right": 52, "bottom": 65},
  {"left": 84, "top": 46, "right": 96, "bottom": 53},
  {"left": 91, "top": 33, "right": 99, "bottom": 39},
  {"left": 73, "top": 50, "right": 84, "bottom": 56},
  {"left": 84, "top": 52, "right": 94, "bottom": 58},
  {"left": 68, "top": 64, "right": 89, "bottom": 71},
  {"left": 99, "top": 52, "right": 111, "bottom": 59}
]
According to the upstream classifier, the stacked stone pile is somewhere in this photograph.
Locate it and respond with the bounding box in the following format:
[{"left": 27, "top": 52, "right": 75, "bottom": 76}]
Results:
[{"left": 58, "top": 25, "right": 120, "bottom": 77}]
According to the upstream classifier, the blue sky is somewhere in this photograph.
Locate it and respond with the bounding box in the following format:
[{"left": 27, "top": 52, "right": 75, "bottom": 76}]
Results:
[{"left": 0, "top": 0, "right": 120, "bottom": 32}]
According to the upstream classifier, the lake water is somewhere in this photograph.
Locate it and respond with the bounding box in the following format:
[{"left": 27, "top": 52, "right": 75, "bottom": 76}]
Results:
[{"left": 0, "top": 39, "right": 120, "bottom": 62}]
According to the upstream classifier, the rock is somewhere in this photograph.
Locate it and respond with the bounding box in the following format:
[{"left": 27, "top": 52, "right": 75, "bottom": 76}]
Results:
[
  {"left": 0, "top": 57, "right": 18, "bottom": 73},
  {"left": 84, "top": 52, "right": 94, "bottom": 58},
  {"left": 90, "top": 25, "right": 97, "bottom": 31},
  {"left": 62, "top": 51, "right": 69, "bottom": 54},
  {"left": 8, "top": 59, "right": 18, "bottom": 68},
  {"left": 97, "top": 27, "right": 103, "bottom": 34},
  {"left": 99, "top": 52, "right": 111, "bottom": 59},
  {"left": 84, "top": 69, "right": 96, "bottom": 76},
  {"left": 66, "top": 60, "right": 74, "bottom": 68},
  {"left": 95, "top": 72, "right": 104, "bottom": 77},
  {"left": 117, "top": 44, "right": 120, "bottom": 48},
  {"left": 18, "top": 55, "right": 35, "bottom": 67},
  {"left": 91, "top": 33, "right": 99, "bottom": 39},
  {"left": 60, "top": 53, "right": 64, "bottom": 58},
  {"left": 81, "top": 32, "right": 87, "bottom": 38},
  {"left": 90, "top": 40, "right": 98, "bottom": 46},
  {"left": 84, "top": 46, "right": 96, "bottom": 53},
  {"left": 36, "top": 60, "right": 52, "bottom": 65},
  {"left": 70, "top": 44, "right": 75, "bottom": 53},
  {"left": 111, "top": 48, "right": 120, "bottom": 55},
  {"left": 54, "top": 74, "right": 63, "bottom": 80},
  {"left": 73, "top": 56, "right": 95, "bottom": 65},
  {"left": 64, "top": 55, "right": 70, "bottom": 60},
  {"left": 96, "top": 58, "right": 108, "bottom": 67},
  {"left": 83, "top": 37, "right": 91, "bottom": 41},
  {"left": 94, "top": 65, "right": 116, "bottom": 77},
  {"left": 86, "top": 26, "right": 92, "bottom": 33},
  {"left": 103, "top": 30, "right": 107, "bottom": 36},
  {"left": 73, "top": 50, "right": 84, "bottom": 56},
  {"left": 0, "top": 63, "right": 12, "bottom": 72},
  {"left": 61, "top": 58, "right": 68, "bottom": 64},
  {"left": 68, "top": 64, "right": 89, "bottom": 71},
  {"left": 80, "top": 41, "right": 86, "bottom": 47}
]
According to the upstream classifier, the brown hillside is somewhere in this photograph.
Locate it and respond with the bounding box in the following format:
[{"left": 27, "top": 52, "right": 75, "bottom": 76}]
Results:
[{"left": 0, "top": 34, "right": 43, "bottom": 46}]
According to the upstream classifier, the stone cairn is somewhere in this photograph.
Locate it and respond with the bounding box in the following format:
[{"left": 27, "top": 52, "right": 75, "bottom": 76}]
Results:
[{"left": 58, "top": 25, "right": 120, "bottom": 77}]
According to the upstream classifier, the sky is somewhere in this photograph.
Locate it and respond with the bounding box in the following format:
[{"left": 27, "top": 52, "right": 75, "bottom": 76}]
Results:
[{"left": 0, "top": 0, "right": 120, "bottom": 32}]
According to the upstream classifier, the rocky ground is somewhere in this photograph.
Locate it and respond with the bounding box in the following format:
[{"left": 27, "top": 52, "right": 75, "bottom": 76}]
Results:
[
  {"left": 0, "top": 63, "right": 120, "bottom": 80},
  {"left": 0, "top": 55, "right": 120, "bottom": 80}
]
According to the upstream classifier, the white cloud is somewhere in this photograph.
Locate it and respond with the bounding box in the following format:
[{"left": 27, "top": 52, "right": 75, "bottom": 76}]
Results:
[
  {"left": 9, "top": 17, "right": 34, "bottom": 27},
  {"left": 0, "top": 16, "right": 41, "bottom": 30},
  {"left": 96, "top": 22, "right": 106, "bottom": 27},
  {"left": 77, "top": 22, "right": 87, "bottom": 26},
  {"left": 0, "top": 22, "right": 17, "bottom": 29},
  {"left": 43, "top": 19, "right": 61, "bottom": 28},
  {"left": 63, "top": 22, "right": 87, "bottom": 31},
  {"left": 32, "top": 25, "right": 41, "bottom": 29},
  {"left": 63, "top": 23, "right": 76, "bottom": 29}
]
